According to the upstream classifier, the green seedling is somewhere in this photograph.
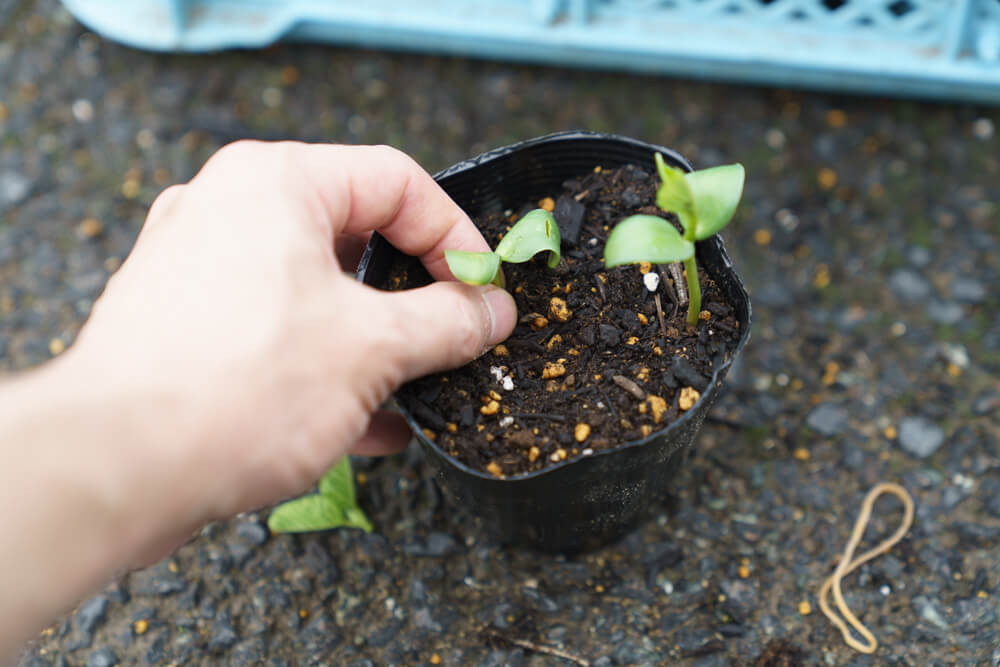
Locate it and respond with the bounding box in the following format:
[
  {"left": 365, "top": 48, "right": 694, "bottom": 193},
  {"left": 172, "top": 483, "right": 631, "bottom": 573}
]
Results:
[
  {"left": 445, "top": 208, "right": 561, "bottom": 286},
  {"left": 605, "top": 153, "right": 745, "bottom": 327},
  {"left": 267, "top": 457, "right": 372, "bottom": 534}
]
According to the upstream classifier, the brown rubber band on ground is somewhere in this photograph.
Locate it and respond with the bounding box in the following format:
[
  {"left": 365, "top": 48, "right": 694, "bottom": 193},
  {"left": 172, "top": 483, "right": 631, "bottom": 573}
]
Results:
[{"left": 818, "top": 482, "right": 915, "bottom": 654}]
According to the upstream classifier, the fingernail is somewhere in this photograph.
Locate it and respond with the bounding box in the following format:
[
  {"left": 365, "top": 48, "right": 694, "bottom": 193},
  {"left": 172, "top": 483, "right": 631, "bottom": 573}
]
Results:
[{"left": 482, "top": 287, "right": 517, "bottom": 346}]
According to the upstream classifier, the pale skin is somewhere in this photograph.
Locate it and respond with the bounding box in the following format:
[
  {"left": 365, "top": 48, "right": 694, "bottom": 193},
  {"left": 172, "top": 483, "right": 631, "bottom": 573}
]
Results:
[{"left": 0, "top": 141, "right": 517, "bottom": 660}]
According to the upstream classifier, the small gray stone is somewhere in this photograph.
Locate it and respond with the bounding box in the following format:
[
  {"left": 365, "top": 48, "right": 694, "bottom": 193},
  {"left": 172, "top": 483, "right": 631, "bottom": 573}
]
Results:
[
  {"left": 76, "top": 595, "right": 109, "bottom": 635},
  {"left": 235, "top": 521, "right": 269, "bottom": 546},
  {"left": 521, "top": 587, "right": 559, "bottom": 613},
  {"left": 951, "top": 277, "right": 986, "bottom": 303},
  {"left": 65, "top": 632, "right": 94, "bottom": 652},
  {"left": 940, "top": 485, "right": 969, "bottom": 509},
  {"left": 719, "top": 579, "right": 758, "bottom": 622},
  {"left": 142, "top": 631, "right": 167, "bottom": 664},
  {"left": 972, "top": 390, "right": 1000, "bottom": 416},
  {"left": 643, "top": 540, "right": 683, "bottom": 571},
  {"left": 403, "top": 532, "right": 458, "bottom": 557},
  {"left": 425, "top": 532, "right": 458, "bottom": 556},
  {"left": 716, "top": 624, "right": 745, "bottom": 638},
  {"left": 806, "top": 403, "right": 848, "bottom": 436},
  {"left": 227, "top": 539, "right": 253, "bottom": 567},
  {"left": 231, "top": 638, "right": 267, "bottom": 664},
  {"left": 208, "top": 612, "right": 239, "bottom": 653},
  {"left": 889, "top": 268, "right": 931, "bottom": 301},
  {"left": 130, "top": 567, "right": 186, "bottom": 596},
  {"left": 675, "top": 629, "right": 724, "bottom": 656},
  {"left": 840, "top": 441, "right": 867, "bottom": 470},
  {"left": 981, "top": 478, "right": 1000, "bottom": 518},
  {"left": 898, "top": 417, "right": 945, "bottom": 458},
  {"left": 0, "top": 170, "right": 31, "bottom": 209},
  {"left": 199, "top": 595, "right": 217, "bottom": 620},
  {"left": 296, "top": 611, "right": 341, "bottom": 655},
  {"left": 912, "top": 596, "right": 950, "bottom": 630},
  {"left": 927, "top": 300, "right": 963, "bottom": 325},
  {"left": 907, "top": 246, "right": 932, "bottom": 268},
  {"left": 760, "top": 615, "right": 785, "bottom": 637},
  {"left": 545, "top": 624, "right": 568, "bottom": 642},
  {"left": 414, "top": 607, "right": 442, "bottom": 632},
  {"left": 104, "top": 582, "right": 129, "bottom": 605},
  {"left": 612, "top": 644, "right": 662, "bottom": 665},
  {"left": 85, "top": 647, "right": 118, "bottom": 667}
]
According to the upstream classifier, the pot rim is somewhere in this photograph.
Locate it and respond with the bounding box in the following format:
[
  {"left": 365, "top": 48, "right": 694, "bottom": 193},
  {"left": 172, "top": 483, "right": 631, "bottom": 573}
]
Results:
[{"left": 362, "top": 131, "right": 753, "bottom": 483}]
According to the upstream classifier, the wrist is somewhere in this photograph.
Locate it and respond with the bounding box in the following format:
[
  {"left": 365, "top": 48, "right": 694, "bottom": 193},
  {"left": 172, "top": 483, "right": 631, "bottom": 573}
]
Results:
[
  {"left": 0, "top": 349, "right": 206, "bottom": 656},
  {"left": 53, "top": 346, "right": 211, "bottom": 558}
]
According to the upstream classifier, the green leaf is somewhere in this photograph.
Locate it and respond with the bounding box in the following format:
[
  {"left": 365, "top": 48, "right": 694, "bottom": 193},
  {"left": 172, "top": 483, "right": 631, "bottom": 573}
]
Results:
[
  {"left": 267, "top": 495, "right": 346, "bottom": 533},
  {"left": 318, "top": 457, "right": 355, "bottom": 509},
  {"left": 494, "top": 208, "right": 561, "bottom": 268},
  {"left": 686, "top": 163, "right": 745, "bottom": 240},
  {"left": 654, "top": 153, "right": 695, "bottom": 235},
  {"left": 269, "top": 457, "right": 374, "bottom": 534},
  {"left": 344, "top": 507, "right": 373, "bottom": 533},
  {"left": 444, "top": 250, "right": 501, "bottom": 285},
  {"left": 604, "top": 215, "right": 695, "bottom": 268}
]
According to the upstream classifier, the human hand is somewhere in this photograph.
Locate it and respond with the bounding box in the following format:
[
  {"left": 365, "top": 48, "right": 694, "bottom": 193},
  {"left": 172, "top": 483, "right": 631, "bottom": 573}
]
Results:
[{"left": 67, "top": 141, "right": 516, "bottom": 559}]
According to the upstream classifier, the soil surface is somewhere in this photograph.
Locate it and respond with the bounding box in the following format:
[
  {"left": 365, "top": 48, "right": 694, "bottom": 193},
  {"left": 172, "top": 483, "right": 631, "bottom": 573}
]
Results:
[
  {"left": 397, "top": 164, "right": 741, "bottom": 476},
  {"left": 6, "top": 1, "right": 1000, "bottom": 665}
]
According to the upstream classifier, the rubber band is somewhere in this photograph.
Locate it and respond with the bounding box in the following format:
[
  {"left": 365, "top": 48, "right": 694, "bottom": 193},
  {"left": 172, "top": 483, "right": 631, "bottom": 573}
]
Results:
[{"left": 818, "top": 482, "right": 915, "bottom": 654}]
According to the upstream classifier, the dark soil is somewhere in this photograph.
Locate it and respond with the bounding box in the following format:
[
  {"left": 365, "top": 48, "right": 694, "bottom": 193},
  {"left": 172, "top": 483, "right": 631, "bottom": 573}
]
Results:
[{"left": 395, "top": 163, "right": 742, "bottom": 476}]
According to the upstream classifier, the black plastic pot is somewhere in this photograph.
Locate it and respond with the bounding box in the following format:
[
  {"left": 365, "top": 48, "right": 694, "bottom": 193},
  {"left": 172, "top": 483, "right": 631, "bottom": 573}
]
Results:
[{"left": 357, "top": 131, "right": 752, "bottom": 553}]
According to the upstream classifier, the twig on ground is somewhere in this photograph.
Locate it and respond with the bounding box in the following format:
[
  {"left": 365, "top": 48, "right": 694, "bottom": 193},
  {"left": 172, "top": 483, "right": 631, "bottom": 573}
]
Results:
[
  {"left": 653, "top": 292, "right": 668, "bottom": 341},
  {"left": 593, "top": 274, "right": 607, "bottom": 304},
  {"left": 480, "top": 626, "right": 590, "bottom": 666},
  {"left": 612, "top": 375, "right": 646, "bottom": 400},
  {"left": 658, "top": 266, "right": 679, "bottom": 318},
  {"left": 667, "top": 262, "right": 687, "bottom": 308},
  {"left": 506, "top": 412, "right": 567, "bottom": 422}
]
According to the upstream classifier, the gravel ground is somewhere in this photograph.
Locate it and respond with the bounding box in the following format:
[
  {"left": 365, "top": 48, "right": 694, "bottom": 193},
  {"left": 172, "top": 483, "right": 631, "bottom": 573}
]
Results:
[{"left": 4, "top": 1, "right": 1000, "bottom": 665}]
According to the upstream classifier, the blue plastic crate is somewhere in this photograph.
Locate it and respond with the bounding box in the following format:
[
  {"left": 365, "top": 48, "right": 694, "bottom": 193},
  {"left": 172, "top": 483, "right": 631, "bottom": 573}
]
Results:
[{"left": 61, "top": 0, "right": 1000, "bottom": 103}]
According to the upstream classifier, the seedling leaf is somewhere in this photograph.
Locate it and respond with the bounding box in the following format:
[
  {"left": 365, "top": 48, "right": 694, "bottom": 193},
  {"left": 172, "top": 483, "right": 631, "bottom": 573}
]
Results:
[
  {"left": 654, "top": 153, "right": 695, "bottom": 235},
  {"left": 604, "top": 215, "right": 695, "bottom": 268},
  {"left": 318, "top": 457, "right": 355, "bottom": 509},
  {"left": 687, "top": 163, "right": 745, "bottom": 240},
  {"left": 444, "top": 250, "right": 502, "bottom": 285},
  {"left": 344, "top": 507, "right": 374, "bottom": 533},
  {"left": 269, "top": 457, "right": 373, "bottom": 534},
  {"left": 494, "top": 209, "right": 561, "bottom": 267},
  {"left": 267, "top": 495, "right": 347, "bottom": 533}
]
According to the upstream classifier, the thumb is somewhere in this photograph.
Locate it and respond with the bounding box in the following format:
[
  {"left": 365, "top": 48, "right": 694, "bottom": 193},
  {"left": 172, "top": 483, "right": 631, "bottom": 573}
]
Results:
[{"left": 378, "top": 282, "right": 517, "bottom": 381}]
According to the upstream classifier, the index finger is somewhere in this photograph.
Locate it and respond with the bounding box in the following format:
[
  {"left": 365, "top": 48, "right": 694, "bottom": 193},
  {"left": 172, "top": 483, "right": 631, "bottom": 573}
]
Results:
[{"left": 297, "top": 143, "right": 490, "bottom": 281}]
